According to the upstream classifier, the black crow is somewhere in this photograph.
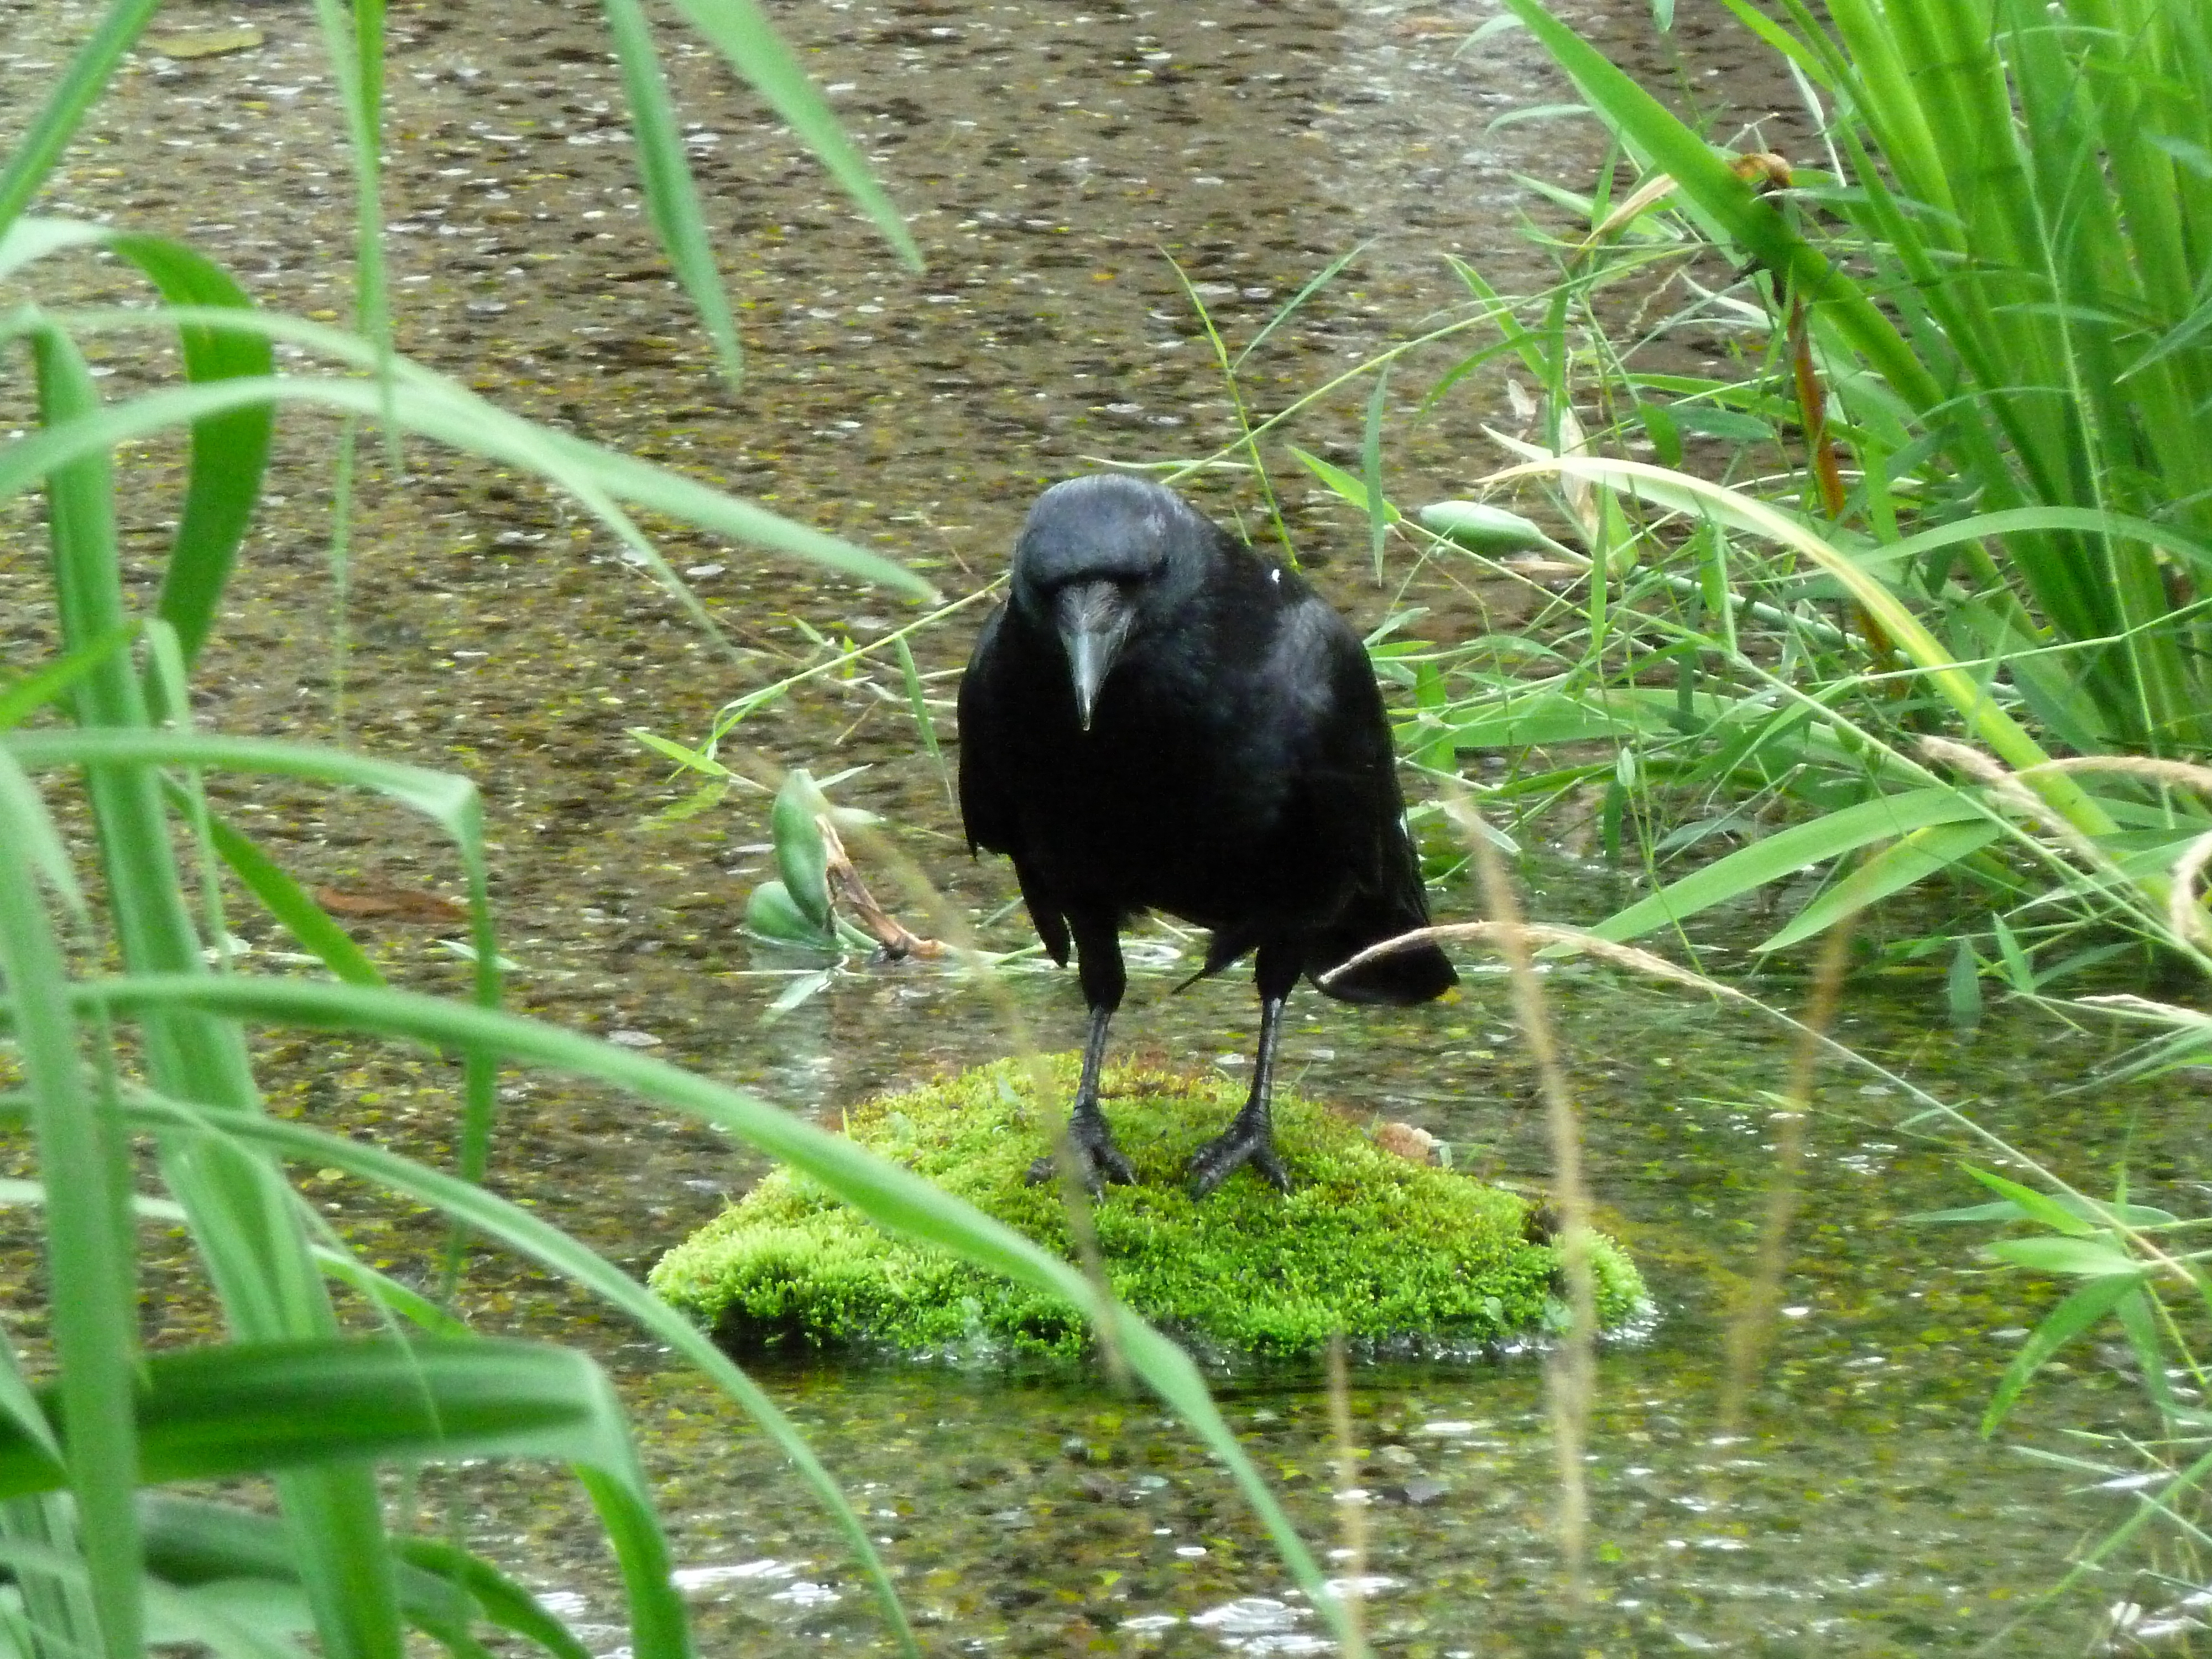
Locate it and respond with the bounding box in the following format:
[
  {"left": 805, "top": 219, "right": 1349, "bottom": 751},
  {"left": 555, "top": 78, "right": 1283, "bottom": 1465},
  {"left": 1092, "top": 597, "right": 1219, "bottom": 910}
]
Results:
[{"left": 957, "top": 474, "right": 1456, "bottom": 1195}]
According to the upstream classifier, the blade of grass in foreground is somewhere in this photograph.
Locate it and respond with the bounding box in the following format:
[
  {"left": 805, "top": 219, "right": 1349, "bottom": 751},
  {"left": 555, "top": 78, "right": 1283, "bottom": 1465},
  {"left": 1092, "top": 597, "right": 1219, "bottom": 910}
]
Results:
[
  {"left": 0, "top": 221, "right": 280, "bottom": 670},
  {"left": 603, "top": 0, "right": 745, "bottom": 390},
  {"left": 661, "top": 0, "right": 921, "bottom": 272},
  {"left": 0, "top": 0, "right": 163, "bottom": 232},
  {"left": 0, "top": 764, "right": 140, "bottom": 1659},
  {"left": 41, "top": 976, "right": 1363, "bottom": 1657},
  {"left": 0, "top": 1339, "right": 640, "bottom": 1496},
  {"left": 0, "top": 353, "right": 933, "bottom": 602},
  {"left": 80, "top": 1084, "right": 911, "bottom": 1658},
  {"left": 138, "top": 1496, "right": 578, "bottom": 1659},
  {"left": 30, "top": 316, "right": 408, "bottom": 1659},
  {"left": 0, "top": 1339, "right": 692, "bottom": 1659},
  {"left": 98, "top": 233, "right": 275, "bottom": 670}
]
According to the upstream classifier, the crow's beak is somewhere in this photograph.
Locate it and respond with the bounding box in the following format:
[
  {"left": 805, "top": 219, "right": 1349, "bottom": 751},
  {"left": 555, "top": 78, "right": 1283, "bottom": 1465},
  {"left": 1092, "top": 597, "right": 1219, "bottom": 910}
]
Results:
[{"left": 1055, "top": 580, "right": 1133, "bottom": 732}]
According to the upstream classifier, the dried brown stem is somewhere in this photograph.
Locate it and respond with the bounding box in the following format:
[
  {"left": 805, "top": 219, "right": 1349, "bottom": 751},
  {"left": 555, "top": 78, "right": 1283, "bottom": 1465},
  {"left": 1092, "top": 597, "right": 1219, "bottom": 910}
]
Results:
[
  {"left": 1719, "top": 911, "right": 1856, "bottom": 1434},
  {"left": 1326, "top": 1334, "right": 1369, "bottom": 1654},
  {"left": 1456, "top": 800, "right": 1594, "bottom": 1598},
  {"left": 815, "top": 815, "right": 945, "bottom": 959}
]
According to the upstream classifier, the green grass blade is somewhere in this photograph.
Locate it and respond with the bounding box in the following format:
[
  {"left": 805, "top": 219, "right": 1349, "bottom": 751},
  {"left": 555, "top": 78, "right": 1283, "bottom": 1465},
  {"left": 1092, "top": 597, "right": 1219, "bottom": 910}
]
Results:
[
  {"left": 81, "top": 1082, "right": 913, "bottom": 1656},
  {"left": 893, "top": 635, "right": 951, "bottom": 801},
  {"left": 1442, "top": 690, "right": 1661, "bottom": 750},
  {"left": 0, "top": 0, "right": 163, "bottom": 232},
  {"left": 0, "top": 1491, "right": 103, "bottom": 1659},
  {"left": 0, "top": 748, "right": 86, "bottom": 920},
  {"left": 27, "top": 318, "right": 406, "bottom": 1659},
  {"left": 12, "top": 731, "right": 487, "bottom": 1253},
  {"left": 0, "top": 620, "right": 139, "bottom": 735},
  {"left": 97, "top": 234, "right": 274, "bottom": 670},
  {"left": 20, "top": 324, "right": 148, "bottom": 1659},
  {"left": 192, "top": 799, "right": 386, "bottom": 988},
  {"left": 572, "top": 1467, "right": 688, "bottom": 1659},
  {"left": 1757, "top": 820, "right": 2004, "bottom": 952},
  {"left": 142, "top": 1498, "right": 484, "bottom": 1644},
  {"left": 50, "top": 979, "right": 1353, "bottom": 1655},
  {"left": 7, "top": 731, "right": 481, "bottom": 828},
  {"left": 11, "top": 1339, "right": 692, "bottom": 1658},
  {"left": 659, "top": 0, "right": 920, "bottom": 271},
  {"left": 602, "top": 0, "right": 744, "bottom": 390},
  {"left": 0, "top": 795, "right": 139, "bottom": 1659},
  {"left": 1594, "top": 787, "right": 1988, "bottom": 943},
  {"left": 1499, "top": 455, "right": 2120, "bottom": 837},
  {"left": 388, "top": 1536, "right": 593, "bottom": 1659},
  {"left": 1980, "top": 1276, "right": 2140, "bottom": 1435},
  {"left": 144, "top": 1576, "right": 318, "bottom": 1659},
  {"left": 306, "top": 0, "right": 392, "bottom": 375},
  {"left": 1499, "top": 0, "right": 1942, "bottom": 410},
  {"left": 170, "top": 792, "right": 384, "bottom": 988},
  {"left": 0, "top": 351, "right": 933, "bottom": 601},
  {"left": 0, "top": 216, "right": 111, "bottom": 280},
  {"left": 0, "top": 1338, "right": 628, "bottom": 1490},
  {"left": 1232, "top": 242, "right": 1368, "bottom": 371},
  {"left": 1361, "top": 365, "right": 1391, "bottom": 583},
  {"left": 1960, "top": 1164, "right": 2112, "bottom": 1239},
  {"left": 1858, "top": 504, "right": 2212, "bottom": 586},
  {"left": 0, "top": 1170, "right": 469, "bottom": 1339},
  {"left": 1284, "top": 444, "right": 1402, "bottom": 524}
]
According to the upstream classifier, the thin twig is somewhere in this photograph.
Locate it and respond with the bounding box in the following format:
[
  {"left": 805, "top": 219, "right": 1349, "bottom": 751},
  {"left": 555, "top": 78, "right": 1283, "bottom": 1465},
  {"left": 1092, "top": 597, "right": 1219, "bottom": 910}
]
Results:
[
  {"left": 1457, "top": 798, "right": 1594, "bottom": 1597},
  {"left": 1326, "top": 1333, "right": 1369, "bottom": 1655},
  {"left": 815, "top": 815, "right": 943, "bottom": 959},
  {"left": 1720, "top": 909, "right": 1856, "bottom": 1433}
]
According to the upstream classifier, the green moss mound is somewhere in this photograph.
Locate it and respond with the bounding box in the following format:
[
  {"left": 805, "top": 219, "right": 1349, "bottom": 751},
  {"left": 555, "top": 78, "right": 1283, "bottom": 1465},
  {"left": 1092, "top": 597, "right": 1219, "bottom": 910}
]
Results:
[{"left": 649, "top": 1056, "right": 1648, "bottom": 1361}]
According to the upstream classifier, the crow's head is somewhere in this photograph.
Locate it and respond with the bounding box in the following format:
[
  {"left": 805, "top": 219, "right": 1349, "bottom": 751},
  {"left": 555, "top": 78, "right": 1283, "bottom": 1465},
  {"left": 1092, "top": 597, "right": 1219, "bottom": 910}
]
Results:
[{"left": 1010, "top": 474, "right": 1213, "bottom": 729}]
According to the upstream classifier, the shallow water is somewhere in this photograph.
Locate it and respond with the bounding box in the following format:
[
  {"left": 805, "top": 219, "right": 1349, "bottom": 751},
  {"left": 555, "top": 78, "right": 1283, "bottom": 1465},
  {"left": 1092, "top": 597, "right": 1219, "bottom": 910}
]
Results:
[
  {"left": 4, "top": 0, "right": 2208, "bottom": 1652},
  {"left": 437, "top": 957, "right": 2201, "bottom": 1656}
]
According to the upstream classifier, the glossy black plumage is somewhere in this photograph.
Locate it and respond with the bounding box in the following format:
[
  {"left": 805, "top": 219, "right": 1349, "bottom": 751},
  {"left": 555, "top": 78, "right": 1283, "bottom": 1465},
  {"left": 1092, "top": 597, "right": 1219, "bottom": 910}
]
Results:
[{"left": 958, "top": 474, "right": 1455, "bottom": 1194}]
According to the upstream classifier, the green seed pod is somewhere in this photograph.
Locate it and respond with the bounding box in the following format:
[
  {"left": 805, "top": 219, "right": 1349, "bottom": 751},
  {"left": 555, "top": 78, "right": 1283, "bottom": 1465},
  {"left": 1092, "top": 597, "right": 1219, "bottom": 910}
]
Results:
[
  {"left": 771, "top": 769, "right": 832, "bottom": 931},
  {"left": 1417, "top": 499, "right": 1573, "bottom": 558},
  {"left": 745, "top": 879, "right": 834, "bottom": 948}
]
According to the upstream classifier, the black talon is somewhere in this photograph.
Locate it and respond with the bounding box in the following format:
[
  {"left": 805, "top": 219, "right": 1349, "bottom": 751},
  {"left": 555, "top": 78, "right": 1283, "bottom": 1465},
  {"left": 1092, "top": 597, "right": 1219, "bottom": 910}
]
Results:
[
  {"left": 1187, "top": 1114, "right": 1290, "bottom": 1197},
  {"left": 1025, "top": 1006, "right": 1135, "bottom": 1192},
  {"left": 1187, "top": 982, "right": 1294, "bottom": 1196}
]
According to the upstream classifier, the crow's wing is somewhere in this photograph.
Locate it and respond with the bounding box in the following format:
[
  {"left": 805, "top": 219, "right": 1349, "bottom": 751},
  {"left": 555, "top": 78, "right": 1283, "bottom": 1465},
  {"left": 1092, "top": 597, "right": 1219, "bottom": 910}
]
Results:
[
  {"left": 956, "top": 601, "right": 1015, "bottom": 858},
  {"left": 1277, "top": 592, "right": 1456, "bottom": 1003},
  {"left": 956, "top": 602, "right": 1075, "bottom": 968},
  {"left": 1266, "top": 593, "right": 1401, "bottom": 878}
]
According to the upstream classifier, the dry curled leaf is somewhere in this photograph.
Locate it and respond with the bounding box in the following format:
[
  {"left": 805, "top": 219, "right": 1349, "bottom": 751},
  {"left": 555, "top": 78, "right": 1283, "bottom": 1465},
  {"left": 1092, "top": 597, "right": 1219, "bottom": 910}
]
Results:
[
  {"left": 1371, "top": 1120, "right": 1441, "bottom": 1165},
  {"left": 313, "top": 884, "right": 469, "bottom": 925}
]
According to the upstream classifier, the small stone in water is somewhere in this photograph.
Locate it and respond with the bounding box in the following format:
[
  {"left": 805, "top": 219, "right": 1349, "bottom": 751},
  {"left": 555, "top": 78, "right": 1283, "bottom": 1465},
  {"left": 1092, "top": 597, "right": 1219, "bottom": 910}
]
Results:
[
  {"left": 1191, "top": 1597, "right": 1304, "bottom": 1635},
  {"left": 145, "top": 25, "right": 263, "bottom": 58}
]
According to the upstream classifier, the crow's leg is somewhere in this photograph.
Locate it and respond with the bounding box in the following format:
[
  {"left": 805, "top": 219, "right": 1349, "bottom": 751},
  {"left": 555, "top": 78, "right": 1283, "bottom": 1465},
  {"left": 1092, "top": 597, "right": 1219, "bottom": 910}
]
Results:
[
  {"left": 1027, "top": 918, "right": 1137, "bottom": 1191},
  {"left": 1187, "top": 944, "right": 1298, "bottom": 1196}
]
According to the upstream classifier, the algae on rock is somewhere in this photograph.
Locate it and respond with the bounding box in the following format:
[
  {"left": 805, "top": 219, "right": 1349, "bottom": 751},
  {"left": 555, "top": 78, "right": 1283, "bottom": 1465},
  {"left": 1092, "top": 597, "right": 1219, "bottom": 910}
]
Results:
[{"left": 649, "top": 1056, "right": 1647, "bottom": 1359}]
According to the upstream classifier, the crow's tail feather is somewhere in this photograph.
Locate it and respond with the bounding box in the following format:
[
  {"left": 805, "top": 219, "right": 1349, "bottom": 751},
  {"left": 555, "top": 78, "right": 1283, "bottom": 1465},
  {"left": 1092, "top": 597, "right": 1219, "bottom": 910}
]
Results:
[{"left": 1305, "top": 896, "right": 1455, "bottom": 1005}]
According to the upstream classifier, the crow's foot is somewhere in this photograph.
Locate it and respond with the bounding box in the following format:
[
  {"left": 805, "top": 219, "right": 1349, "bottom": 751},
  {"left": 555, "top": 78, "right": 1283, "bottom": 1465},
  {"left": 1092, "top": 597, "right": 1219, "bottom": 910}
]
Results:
[
  {"left": 1187, "top": 1116, "right": 1291, "bottom": 1197},
  {"left": 1025, "top": 1113, "right": 1138, "bottom": 1194}
]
